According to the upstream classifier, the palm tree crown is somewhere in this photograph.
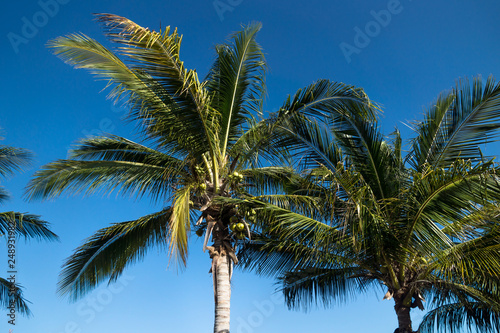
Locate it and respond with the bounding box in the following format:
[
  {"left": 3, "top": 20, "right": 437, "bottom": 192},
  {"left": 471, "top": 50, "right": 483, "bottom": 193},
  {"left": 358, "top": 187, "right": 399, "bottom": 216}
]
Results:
[
  {"left": 241, "top": 76, "right": 500, "bottom": 333},
  {"left": 26, "top": 14, "right": 374, "bottom": 332}
]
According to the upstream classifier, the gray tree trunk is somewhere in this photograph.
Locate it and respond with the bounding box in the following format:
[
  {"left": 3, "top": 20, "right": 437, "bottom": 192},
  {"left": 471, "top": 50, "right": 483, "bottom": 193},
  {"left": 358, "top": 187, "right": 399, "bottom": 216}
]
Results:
[{"left": 214, "top": 252, "right": 231, "bottom": 333}]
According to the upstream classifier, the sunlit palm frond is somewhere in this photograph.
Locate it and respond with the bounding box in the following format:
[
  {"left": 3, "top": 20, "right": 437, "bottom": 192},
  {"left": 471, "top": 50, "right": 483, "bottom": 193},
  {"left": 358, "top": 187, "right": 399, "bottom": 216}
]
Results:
[
  {"left": 94, "top": 14, "right": 214, "bottom": 156},
  {"left": 169, "top": 186, "right": 192, "bottom": 265},
  {"left": 0, "top": 186, "right": 9, "bottom": 204},
  {"left": 205, "top": 22, "right": 266, "bottom": 157},
  {"left": 25, "top": 148, "right": 187, "bottom": 202},
  {"left": 274, "top": 115, "right": 343, "bottom": 172},
  {"left": 242, "top": 166, "right": 306, "bottom": 196}
]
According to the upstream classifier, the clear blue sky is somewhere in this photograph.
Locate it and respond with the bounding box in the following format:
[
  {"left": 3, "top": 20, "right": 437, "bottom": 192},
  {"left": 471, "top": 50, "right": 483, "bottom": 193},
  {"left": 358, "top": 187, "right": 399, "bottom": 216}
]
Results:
[{"left": 2, "top": 0, "right": 500, "bottom": 332}]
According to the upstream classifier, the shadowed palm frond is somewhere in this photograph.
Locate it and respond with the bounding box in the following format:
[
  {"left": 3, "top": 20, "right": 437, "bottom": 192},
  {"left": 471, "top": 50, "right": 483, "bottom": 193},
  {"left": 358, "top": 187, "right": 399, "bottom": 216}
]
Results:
[
  {"left": 0, "top": 145, "right": 32, "bottom": 178},
  {"left": 0, "top": 278, "right": 31, "bottom": 316},
  {"left": 0, "top": 186, "right": 9, "bottom": 204},
  {"left": 0, "top": 212, "right": 58, "bottom": 241},
  {"left": 409, "top": 76, "right": 500, "bottom": 170},
  {"left": 58, "top": 208, "right": 172, "bottom": 300},
  {"left": 278, "top": 79, "right": 377, "bottom": 121},
  {"left": 418, "top": 302, "right": 500, "bottom": 333},
  {"left": 280, "top": 266, "right": 374, "bottom": 311}
]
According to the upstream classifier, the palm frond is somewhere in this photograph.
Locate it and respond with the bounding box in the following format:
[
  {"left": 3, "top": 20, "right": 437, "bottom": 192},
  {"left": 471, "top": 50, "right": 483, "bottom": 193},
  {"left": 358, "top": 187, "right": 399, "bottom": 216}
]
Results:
[
  {"left": 405, "top": 160, "right": 500, "bottom": 253},
  {"left": 25, "top": 149, "right": 186, "bottom": 202},
  {"left": 58, "top": 209, "right": 172, "bottom": 300},
  {"left": 169, "top": 186, "right": 192, "bottom": 265},
  {"left": 95, "top": 14, "right": 214, "bottom": 156},
  {"left": 0, "top": 145, "right": 32, "bottom": 178},
  {"left": 280, "top": 267, "right": 374, "bottom": 311},
  {"left": 205, "top": 22, "right": 266, "bottom": 158},
  {"left": 0, "top": 212, "right": 58, "bottom": 240},
  {"left": 278, "top": 79, "right": 377, "bottom": 121},
  {"left": 418, "top": 302, "right": 500, "bottom": 333},
  {"left": 0, "top": 186, "right": 9, "bottom": 203},
  {"left": 409, "top": 76, "right": 500, "bottom": 170},
  {"left": 0, "top": 278, "right": 31, "bottom": 316}
]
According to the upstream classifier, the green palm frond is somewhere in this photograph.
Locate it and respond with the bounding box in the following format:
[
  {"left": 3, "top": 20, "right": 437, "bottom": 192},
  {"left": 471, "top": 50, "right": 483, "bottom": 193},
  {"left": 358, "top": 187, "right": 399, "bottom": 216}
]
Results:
[
  {"left": 95, "top": 14, "right": 214, "bottom": 156},
  {"left": 278, "top": 79, "right": 377, "bottom": 121},
  {"left": 169, "top": 186, "right": 192, "bottom": 265},
  {"left": 409, "top": 76, "right": 500, "bottom": 170},
  {"left": 229, "top": 116, "right": 289, "bottom": 167},
  {"left": 239, "top": 231, "right": 354, "bottom": 277},
  {"left": 405, "top": 161, "right": 500, "bottom": 252},
  {"left": 26, "top": 155, "right": 185, "bottom": 203},
  {"left": 205, "top": 22, "right": 266, "bottom": 158},
  {"left": 274, "top": 115, "right": 343, "bottom": 172},
  {"left": 330, "top": 107, "right": 399, "bottom": 200},
  {"left": 280, "top": 267, "right": 374, "bottom": 311},
  {"left": 0, "top": 278, "right": 31, "bottom": 316},
  {"left": 0, "top": 186, "right": 9, "bottom": 203},
  {"left": 48, "top": 21, "right": 213, "bottom": 158},
  {"left": 0, "top": 212, "right": 58, "bottom": 240},
  {"left": 58, "top": 209, "right": 172, "bottom": 300},
  {"left": 242, "top": 166, "right": 306, "bottom": 196},
  {"left": 418, "top": 302, "right": 500, "bottom": 333},
  {"left": 0, "top": 145, "right": 32, "bottom": 178}
]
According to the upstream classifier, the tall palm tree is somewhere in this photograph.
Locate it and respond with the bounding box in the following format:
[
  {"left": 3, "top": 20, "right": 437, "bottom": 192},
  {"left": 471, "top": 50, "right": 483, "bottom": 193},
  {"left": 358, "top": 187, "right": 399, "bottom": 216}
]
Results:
[
  {"left": 26, "top": 14, "right": 374, "bottom": 332},
  {"left": 0, "top": 143, "right": 58, "bottom": 316},
  {"left": 240, "top": 76, "right": 500, "bottom": 333}
]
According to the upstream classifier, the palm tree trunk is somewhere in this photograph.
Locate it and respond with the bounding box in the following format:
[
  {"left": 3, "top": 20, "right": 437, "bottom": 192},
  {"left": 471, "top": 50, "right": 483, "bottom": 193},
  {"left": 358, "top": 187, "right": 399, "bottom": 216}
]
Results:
[
  {"left": 213, "top": 251, "right": 231, "bottom": 333},
  {"left": 394, "top": 299, "right": 413, "bottom": 333}
]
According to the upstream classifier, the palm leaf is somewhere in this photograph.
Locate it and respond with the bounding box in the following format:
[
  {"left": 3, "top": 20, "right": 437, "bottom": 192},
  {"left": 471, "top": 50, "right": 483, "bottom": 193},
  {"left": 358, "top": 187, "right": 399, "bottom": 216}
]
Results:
[
  {"left": 0, "top": 278, "right": 31, "bottom": 316},
  {"left": 204, "top": 22, "right": 266, "bottom": 157},
  {"left": 0, "top": 212, "right": 58, "bottom": 240},
  {"left": 409, "top": 76, "right": 500, "bottom": 170},
  {"left": 58, "top": 209, "right": 172, "bottom": 300},
  {"left": 25, "top": 136, "right": 189, "bottom": 202},
  {"left": 0, "top": 145, "right": 31, "bottom": 178},
  {"left": 419, "top": 302, "right": 500, "bottom": 333}
]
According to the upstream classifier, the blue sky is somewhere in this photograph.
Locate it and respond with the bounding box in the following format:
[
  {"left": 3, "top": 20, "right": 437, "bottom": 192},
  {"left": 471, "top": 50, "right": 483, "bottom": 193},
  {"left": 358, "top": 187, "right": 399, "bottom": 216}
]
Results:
[{"left": 2, "top": 0, "right": 500, "bottom": 332}]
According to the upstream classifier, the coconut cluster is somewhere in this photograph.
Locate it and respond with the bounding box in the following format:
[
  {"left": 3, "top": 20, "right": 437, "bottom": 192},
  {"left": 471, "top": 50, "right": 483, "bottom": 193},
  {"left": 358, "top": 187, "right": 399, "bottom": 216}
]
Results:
[{"left": 228, "top": 207, "right": 256, "bottom": 240}]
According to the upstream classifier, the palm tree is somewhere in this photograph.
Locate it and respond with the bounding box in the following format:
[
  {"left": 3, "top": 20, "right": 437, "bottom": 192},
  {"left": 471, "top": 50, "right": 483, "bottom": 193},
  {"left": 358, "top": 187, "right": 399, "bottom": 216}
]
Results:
[
  {"left": 240, "top": 76, "right": 500, "bottom": 333},
  {"left": 0, "top": 143, "right": 58, "bottom": 316},
  {"left": 25, "top": 14, "right": 374, "bottom": 332}
]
